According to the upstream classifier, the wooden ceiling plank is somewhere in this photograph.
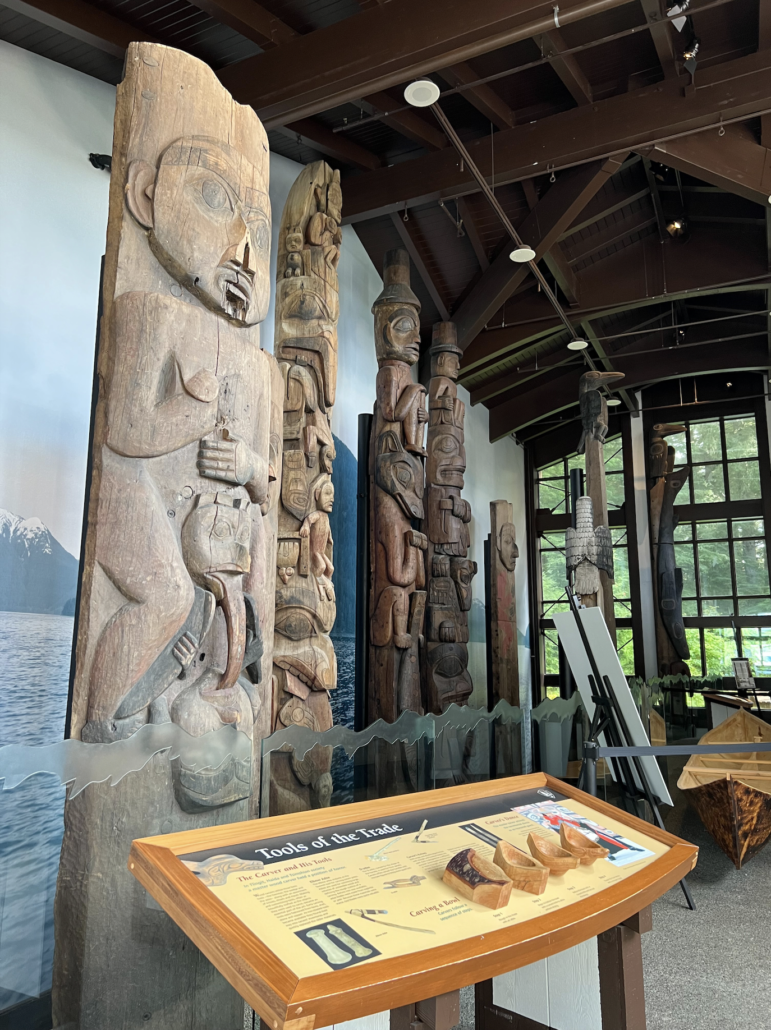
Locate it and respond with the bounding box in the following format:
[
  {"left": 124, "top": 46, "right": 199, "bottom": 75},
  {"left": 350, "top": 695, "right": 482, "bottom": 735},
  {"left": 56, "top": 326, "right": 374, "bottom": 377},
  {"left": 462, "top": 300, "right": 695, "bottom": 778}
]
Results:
[
  {"left": 488, "top": 333, "right": 769, "bottom": 439},
  {"left": 437, "top": 62, "right": 515, "bottom": 129},
  {"left": 456, "top": 197, "right": 490, "bottom": 271},
  {"left": 639, "top": 0, "right": 679, "bottom": 80},
  {"left": 522, "top": 177, "right": 579, "bottom": 305},
  {"left": 389, "top": 213, "right": 451, "bottom": 321},
  {"left": 184, "top": 0, "right": 297, "bottom": 48},
  {"left": 278, "top": 120, "right": 382, "bottom": 170},
  {"left": 559, "top": 187, "right": 651, "bottom": 239},
  {"left": 218, "top": 0, "right": 636, "bottom": 122},
  {"left": 535, "top": 29, "right": 593, "bottom": 104},
  {"left": 641, "top": 126, "right": 771, "bottom": 207},
  {"left": 453, "top": 155, "right": 626, "bottom": 348},
  {"left": 2, "top": 0, "right": 158, "bottom": 57},
  {"left": 565, "top": 213, "right": 658, "bottom": 265},
  {"left": 342, "top": 50, "right": 771, "bottom": 223},
  {"left": 362, "top": 92, "right": 448, "bottom": 150}
]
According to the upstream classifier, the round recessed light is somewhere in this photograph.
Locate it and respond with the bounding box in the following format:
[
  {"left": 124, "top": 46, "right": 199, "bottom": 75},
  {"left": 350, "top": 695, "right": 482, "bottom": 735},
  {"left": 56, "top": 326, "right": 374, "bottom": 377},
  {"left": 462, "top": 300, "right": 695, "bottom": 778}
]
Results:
[
  {"left": 404, "top": 80, "right": 440, "bottom": 107},
  {"left": 567, "top": 338, "right": 589, "bottom": 350},
  {"left": 509, "top": 245, "right": 536, "bottom": 262},
  {"left": 606, "top": 397, "right": 622, "bottom": 406}
]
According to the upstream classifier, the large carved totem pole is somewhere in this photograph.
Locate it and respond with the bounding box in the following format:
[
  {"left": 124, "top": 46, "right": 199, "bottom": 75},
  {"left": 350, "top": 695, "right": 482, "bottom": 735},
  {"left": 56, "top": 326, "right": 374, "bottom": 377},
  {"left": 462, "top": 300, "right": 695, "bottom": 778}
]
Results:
[
  {"left": 649, "top": 423, "right": 691, "bottom": 674},
  {"left": 54, "top": 44, "right": 280, "bottom": 1029},
  {"left": 368, "top": 249, "right": 428, "bottom": 724},
  {"left": 271, "top": 161, "right": 342, "bottom": 812},
  {"left": 424, "top": 322, "right": 476, "bottom": 713},
  {"left": 577, "top": 369, "right": 625, "bottom": 645},
  {"left": 487, "top": 500, "right": 519, "bottom": 707}
]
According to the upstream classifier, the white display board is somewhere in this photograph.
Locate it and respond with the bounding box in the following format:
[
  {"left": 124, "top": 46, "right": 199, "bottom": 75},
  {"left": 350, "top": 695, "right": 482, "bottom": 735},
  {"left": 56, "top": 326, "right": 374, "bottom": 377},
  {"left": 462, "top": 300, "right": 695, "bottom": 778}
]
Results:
[{"left": 553, "top": 607, "right": 673, "bottom": 805}]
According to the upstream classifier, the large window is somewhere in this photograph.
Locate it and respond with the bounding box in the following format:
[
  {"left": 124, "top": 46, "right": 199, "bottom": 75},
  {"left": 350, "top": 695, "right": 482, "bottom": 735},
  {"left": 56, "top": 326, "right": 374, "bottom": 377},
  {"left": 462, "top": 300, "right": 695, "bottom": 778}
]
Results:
[
  {"left": 663, "top": 416, "right": 770, "bottom": 675},
  {"left": 536, "top": 437, "right": 636, "bottom": 686}
]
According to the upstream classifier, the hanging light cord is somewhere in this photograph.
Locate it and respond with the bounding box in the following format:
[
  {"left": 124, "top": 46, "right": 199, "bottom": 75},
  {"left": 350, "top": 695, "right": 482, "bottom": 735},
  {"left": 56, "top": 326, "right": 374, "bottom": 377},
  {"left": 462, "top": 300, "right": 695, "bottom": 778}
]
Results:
[{"left": 429, "top": 100, "right": 593, "bottom": 358}]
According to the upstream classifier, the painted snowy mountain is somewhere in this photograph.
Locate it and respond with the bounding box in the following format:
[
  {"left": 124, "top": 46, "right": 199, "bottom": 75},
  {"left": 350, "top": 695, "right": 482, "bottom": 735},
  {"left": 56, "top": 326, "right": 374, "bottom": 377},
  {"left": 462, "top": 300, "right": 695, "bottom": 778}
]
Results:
[{"left": 0, "top": 508, "right": 78, "bottom": 615}]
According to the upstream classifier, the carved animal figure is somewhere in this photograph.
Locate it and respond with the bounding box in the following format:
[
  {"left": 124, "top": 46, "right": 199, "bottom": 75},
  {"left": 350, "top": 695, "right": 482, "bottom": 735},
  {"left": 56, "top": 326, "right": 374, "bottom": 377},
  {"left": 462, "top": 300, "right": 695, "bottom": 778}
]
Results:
[
  {"left": 271, "top": 162, "right": 342, "bottom": 814},
  {"left": 368, "top": 250, "right": 428, "bottom": 724},
  {"left": 487, "top": 500, "right": 519, "bottom": 708},
  {"left": 566, "top": 496, "right": 614, "bottom": 601},
  {"left": 657, "top": 464, "right": 691, "bottom": 660},
  {"left": 576, "top": 370, "right": 625, "bottom": 454}
]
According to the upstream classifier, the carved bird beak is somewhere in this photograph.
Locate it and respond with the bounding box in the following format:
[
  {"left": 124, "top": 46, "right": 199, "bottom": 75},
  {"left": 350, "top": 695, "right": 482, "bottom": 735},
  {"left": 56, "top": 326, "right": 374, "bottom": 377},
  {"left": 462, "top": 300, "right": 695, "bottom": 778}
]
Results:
[{"left": 653, "top": 423, "right": 686, "bottom": 433}]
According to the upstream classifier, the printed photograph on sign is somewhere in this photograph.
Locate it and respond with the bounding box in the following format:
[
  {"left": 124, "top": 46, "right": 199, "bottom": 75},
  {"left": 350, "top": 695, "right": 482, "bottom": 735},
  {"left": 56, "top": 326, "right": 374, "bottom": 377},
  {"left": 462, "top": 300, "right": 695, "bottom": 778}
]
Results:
[{"left": 513, "top": 801, "right": 655, "bottom": 867}]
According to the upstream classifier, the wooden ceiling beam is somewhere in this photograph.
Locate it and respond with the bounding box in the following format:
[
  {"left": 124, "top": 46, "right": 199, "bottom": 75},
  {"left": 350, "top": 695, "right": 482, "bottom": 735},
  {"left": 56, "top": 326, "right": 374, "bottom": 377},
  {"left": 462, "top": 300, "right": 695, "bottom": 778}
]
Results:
[
  {"left": 389, "top": 213, "right": 451, "bottom": 321},
  {"left": 535, "top": 29, "right": 593, "bottom": 104},
  {"left": 437, "top": 63, "right": 515, "bottom": 129},
  {"left": 564, "top": 211, "right": 658, "bottom": 264},
  {"left": 639, "top": 0, "right": 679, "bottom": 80},
  {"left": 185, "top": 0, "right": 297, "bottom": 48},
  {"left": 762, "top": 0, "right": 771, "bottom": 148},
  {"left": 361, "top": 92, "right": 448, "bottom": 150},
  {"left": 559, "top": 187, "right": 650, "bottom": 239},
  {"left": 641, "top": 125, "right": 771, "bottom": 207},
  {"left": 521, "top": 178, "right": 579, "bottom": 304},
  {"left": 342, "top": 49, "right": 771, "bottom": 222},
  {"left": 276, "top": 121, "right": 382, "bottom": 170},
  {"left": 488, "top": 331, "right": 769, "bottom": 439},
  {"left": 218, "top": 0, "right": 636, "bottom": 123},
  {"left": 452, "top": 155, "right": 626, "bottom": 348},
  {"left": 2, "top": 0, "right": 157, "bottom": 57},
  {"left": 456, "top": 197, "right": 490, "bottom": 271}
]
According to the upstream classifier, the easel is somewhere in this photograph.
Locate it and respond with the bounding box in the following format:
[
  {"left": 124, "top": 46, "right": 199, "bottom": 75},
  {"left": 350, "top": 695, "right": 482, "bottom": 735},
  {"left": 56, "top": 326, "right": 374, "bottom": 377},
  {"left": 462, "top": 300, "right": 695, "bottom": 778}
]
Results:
[{"left": 567, "top": 589, "right": 696, "bottom": 911}]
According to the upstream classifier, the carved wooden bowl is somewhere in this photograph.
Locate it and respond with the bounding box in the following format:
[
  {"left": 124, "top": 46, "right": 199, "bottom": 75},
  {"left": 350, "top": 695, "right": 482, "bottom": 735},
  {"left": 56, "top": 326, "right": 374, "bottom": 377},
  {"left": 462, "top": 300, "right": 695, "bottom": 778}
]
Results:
[
  {"left": 526, "top": 832, "right": 579, "bottom": 875},
  {"left": 559, "top": 823, "right": 610, "bottom": 866},
  {"left": 493, "top": 840, "right": 549, "bottom": 895}
]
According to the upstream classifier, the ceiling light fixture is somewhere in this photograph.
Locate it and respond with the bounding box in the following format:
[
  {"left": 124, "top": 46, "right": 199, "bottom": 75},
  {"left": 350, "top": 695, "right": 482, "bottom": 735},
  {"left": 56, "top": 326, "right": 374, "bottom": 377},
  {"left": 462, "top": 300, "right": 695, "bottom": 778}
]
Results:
[
  {"left": 567, "top": 339, "right": 589, "bottom": 351},
  {"left": 666, "top": 217, "right": 687, "bottom": 238},
  {"left": 683, "top": 37, "right": 700, "bottom": 76},
  {"left": 666, "top": 0, "right": 690, "bottom": 32},
  {"left": 510, "top": 245, "right": 536, "bottom": 262},
  {"left": 606, "top": 397, "right": 622, "bottom": 406},
  {"left": 404, "top": 80, "right": 440, "bottom": 107}
]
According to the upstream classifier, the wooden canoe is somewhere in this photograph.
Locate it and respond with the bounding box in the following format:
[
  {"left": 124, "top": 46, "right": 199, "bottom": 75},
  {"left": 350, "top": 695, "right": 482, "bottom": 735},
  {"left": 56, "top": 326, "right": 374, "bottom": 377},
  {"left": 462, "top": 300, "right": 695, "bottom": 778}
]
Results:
[
  {"left": 677, "top": 709, "right": 771, "bottom": 869},
  {"left": 526, "top": 833, "right": 579, "bottom": 875}
]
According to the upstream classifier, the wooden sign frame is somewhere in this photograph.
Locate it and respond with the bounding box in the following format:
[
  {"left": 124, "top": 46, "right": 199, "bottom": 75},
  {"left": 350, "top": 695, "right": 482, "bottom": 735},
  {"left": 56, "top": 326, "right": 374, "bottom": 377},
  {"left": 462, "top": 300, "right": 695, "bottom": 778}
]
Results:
[{"left": 129, "top": 773, "right": 697, "bottom": 1030}]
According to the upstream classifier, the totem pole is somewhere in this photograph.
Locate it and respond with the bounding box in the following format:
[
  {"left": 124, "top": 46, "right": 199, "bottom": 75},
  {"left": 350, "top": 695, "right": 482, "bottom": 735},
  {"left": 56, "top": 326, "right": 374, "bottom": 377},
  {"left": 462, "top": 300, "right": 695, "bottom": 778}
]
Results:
[
  {"left": 649, "top": 424, "right": 691, "bottom": 674},
  {"left": 566, "top": 496, "right": 614, "bottom": 607},
  {"left": 424, "top": 322, "right": 476, "bottom": 713},
  {"left": 53, "top": 44, "right": 280, "bottom": 1029},
  {"left": 487, "top": 500, "right": 519, "bottom": 707},
  {"left": 577, "top": 369, "right": 624, "bottom": 643},
  {"left": 368, "top": 249, "right": 428, "bottom": 724},
  {"left": 271, "top": 161, "right": 342, "bottom": 812}
]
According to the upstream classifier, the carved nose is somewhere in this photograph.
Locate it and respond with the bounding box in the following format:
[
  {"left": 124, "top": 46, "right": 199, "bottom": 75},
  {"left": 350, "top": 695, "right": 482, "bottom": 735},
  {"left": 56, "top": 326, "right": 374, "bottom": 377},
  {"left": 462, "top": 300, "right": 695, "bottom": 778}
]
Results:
[{"left": 222, "top": 217, "right": 251, "bottom": 270}]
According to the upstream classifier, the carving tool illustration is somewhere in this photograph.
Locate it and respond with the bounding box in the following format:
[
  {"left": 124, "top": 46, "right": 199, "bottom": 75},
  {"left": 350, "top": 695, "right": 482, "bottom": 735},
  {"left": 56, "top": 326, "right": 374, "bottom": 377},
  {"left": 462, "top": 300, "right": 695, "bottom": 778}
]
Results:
[
  {"left": 413, "top": 819, "right": 428, "bottom": 842},
  {"left": 327, "top": 924, "right": 373, "bottom": 958},
  {"left": 304, "top": 928, "right": 351, "bottom": 965},
  {"left": 460, "top": 822, "right": 503, "bottom": 849},
  {"left": 368, "top": 839, "right": 396, "bottom": 862},
  {"left": 347, "top": 909, "right": 436, "bottom": 934},
  {"left": 383, "top": 875, "right": 425, "bottom": 889}
]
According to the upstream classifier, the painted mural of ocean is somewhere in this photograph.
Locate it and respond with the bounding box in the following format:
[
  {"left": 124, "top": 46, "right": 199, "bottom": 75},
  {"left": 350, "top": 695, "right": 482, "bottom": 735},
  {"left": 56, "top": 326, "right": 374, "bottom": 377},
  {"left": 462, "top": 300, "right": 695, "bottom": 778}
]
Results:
[
  {"left": 0, "top": 611, "right": 72, "bottom": 1010},
  {"left": 328, "top": 636, "right": 356, "bottom": 805}
]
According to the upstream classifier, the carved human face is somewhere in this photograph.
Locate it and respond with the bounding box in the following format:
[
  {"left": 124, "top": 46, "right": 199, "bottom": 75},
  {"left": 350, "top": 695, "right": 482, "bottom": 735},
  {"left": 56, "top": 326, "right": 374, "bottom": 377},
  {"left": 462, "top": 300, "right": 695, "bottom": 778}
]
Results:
[
  {"left": 499, "top": 524, "right": 518, "bottom": 572},
  {"left": 427, "top": 642, "right": 473, "bottom": 710},
  {"left": 431, "top": 350, "right": 460, "bottom": 380},
  {"left": 426, "top": 424, "right": 466, "bottom": 488},
  {"left": 326, "top": 180, "right": 342, "bottom": 225},
  {"left": 317, "top": 480, "right": 335, "bottom": 513},
  {"left": 135, "top": 138, "right": 271, "bottom": 325},
  {"left": 375, "top": 304, "right": 421, "bottom": 365},
  {"left": 375, "top": 433, "right": 425, "bottom": 520}
]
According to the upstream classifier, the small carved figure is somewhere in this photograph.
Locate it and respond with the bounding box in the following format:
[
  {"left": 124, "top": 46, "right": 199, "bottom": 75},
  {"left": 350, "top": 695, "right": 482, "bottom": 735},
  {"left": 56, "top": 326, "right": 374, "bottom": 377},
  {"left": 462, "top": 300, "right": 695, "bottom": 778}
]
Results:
[
  {"left": 566, "top": 496, "right": 614, "bottom": 604},
  {"left": 487, "top": 500, "right": 519, "bottom": 707},
  {"left": 576, "top": 370, "right": 625, "bottom": 454},
  {"left": 368, "top": 251, "right": 428, "bottom": 724}
]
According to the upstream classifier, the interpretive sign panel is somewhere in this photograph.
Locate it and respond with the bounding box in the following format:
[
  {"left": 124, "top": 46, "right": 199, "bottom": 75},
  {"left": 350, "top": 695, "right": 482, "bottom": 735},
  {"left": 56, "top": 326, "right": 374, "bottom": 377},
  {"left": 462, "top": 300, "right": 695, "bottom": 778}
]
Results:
[{"left": 129, "top": 773, "right": 697, "bottom": 1030}]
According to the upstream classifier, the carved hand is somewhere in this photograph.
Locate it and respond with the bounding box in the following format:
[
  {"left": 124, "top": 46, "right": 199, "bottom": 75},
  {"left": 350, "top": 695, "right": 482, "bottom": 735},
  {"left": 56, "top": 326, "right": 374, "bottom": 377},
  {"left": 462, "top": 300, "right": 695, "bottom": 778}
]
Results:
[
  {"left": 417, "top": 403, "right": 428, "bottom": 424},
  {"left": 172, "top": 632, "right": 198, "bottom": 679},
  {"left": 406, "top": 530, "right": 428, "bottom": 550},
  {"left": 198, "top": 430, "right": 255, "bottom": 487},
  {"left": 453, "top": 497, "right": 471, "bottom": 522},
  {"left": 182, "top": 368, "right": 220, "bottom": 404}
]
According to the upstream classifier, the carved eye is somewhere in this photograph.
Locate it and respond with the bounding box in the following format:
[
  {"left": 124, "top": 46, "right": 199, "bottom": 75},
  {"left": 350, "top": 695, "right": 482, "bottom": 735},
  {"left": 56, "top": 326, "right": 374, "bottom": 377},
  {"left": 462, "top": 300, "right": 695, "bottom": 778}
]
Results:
[
  {"left": 436, "top": 437, "right": 457, "bottom": 453},
  {"left": 250, "top": 215, "right": 270, "bottom": 254},
  {"left": 201, "top": 178, "right": 230, "bottom": 211},
  {"left": 434, "top": 655, "right": 464, "bottom": 678},
  {"left": 393, "top": 317, "right": 416, "bottom": 333},
  {"left": 395, "top": 463, "right": 412, "bottom": 486}
]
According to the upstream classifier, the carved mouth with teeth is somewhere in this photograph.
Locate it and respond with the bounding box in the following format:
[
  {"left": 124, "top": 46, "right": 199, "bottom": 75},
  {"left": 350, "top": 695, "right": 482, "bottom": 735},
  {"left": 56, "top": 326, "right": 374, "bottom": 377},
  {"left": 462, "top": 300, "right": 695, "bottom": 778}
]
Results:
[{"left": 218, "top": 261, "right": 254, "bottom": 321}]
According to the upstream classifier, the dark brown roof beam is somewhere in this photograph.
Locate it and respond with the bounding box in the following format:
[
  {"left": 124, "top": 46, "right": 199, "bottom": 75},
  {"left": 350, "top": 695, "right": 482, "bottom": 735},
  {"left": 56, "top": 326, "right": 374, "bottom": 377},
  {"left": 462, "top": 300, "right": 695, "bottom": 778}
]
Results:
[
  {"left": 359, "top": 93, "right": 448, "bottom": 150},
  {"left": 639, "top": 0, "right": 680, "bottom": 80},
  {"left": 522, "top": 178, "right": 579, "bottom": 305},
  {"left": 3, "top": 0, "right": 157, "bottom": 56},
  {"left": 452, "top": 156, "right": 626, "bottom": 348},
  {"left": 534, "top": 29, "right": 593, "bottom": 104},
  {"left": 186, "top": 0, "right": 297, "bottom": 48},
  {"left": 762, "top": 0, "right": 771, "bottom": 147},
  {"left": 456, "top": 197, "right": 490, "bottom": 271},
  {"left": 437, "top": 63, "right": 515, "bottom": 129},
  {"left": 389, "top": 213, "right": 451, "bottom": 322},
  {"left": 275, "top": 121, "right": 382, "bottom": 170},
  {"left": 565, "top": 213, "right": 658, "bottom": 265},
  {"left": 219, "top": 0, "right": 638, "bottom": 123},
  {"left": 342, "top": 50, "right": 771, "bottom": 223},
  {"left": 640, "top": 124, "right": 771, "bottom": 207},
  {"left": 641, "top": 156, "right": 667, "bottom": 241},
  {"left": 580, "top": 321, "right": 636, "bottom": 411},
  {"left": 559, "top": 187, "right": 651, "bottom": 239}
]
